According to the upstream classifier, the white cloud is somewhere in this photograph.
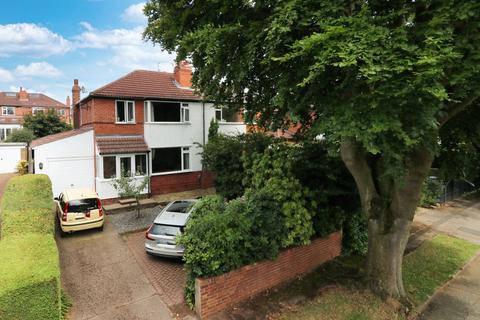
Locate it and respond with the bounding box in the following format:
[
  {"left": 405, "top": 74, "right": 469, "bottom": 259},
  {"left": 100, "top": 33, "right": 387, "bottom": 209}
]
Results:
[
  {"left": 0, "top": 68, "right": 14, "bottom": 82},
  {"left": 15, "top": 62, "right": 63, "bottom": 78},
  {"left": 121, "top": 3, "right": 147, "bottom": 24},
  {"left": 79, "top": 21, "right": 94, "bottom": 32},
  {"left": 0, "top": 23, "right": 71, "bottom": 58},
  {"left": 75, "top": 23, "right": 174, "bottom": 71}
]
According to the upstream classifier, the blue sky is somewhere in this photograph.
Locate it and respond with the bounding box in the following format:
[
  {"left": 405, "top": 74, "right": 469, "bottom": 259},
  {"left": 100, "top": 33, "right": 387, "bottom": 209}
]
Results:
[{"left": 0, "top": 0, "right": 175, "bottom": 103}]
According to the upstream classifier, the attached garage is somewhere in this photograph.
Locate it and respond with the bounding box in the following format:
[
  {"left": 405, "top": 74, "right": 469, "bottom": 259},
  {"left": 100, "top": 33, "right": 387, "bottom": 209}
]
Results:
[
  {"left": 0, "top": 143, "right": 27, "bottom": 174},
  {"left": 31, "top": 127, "right": 95, "bottom": 197}
]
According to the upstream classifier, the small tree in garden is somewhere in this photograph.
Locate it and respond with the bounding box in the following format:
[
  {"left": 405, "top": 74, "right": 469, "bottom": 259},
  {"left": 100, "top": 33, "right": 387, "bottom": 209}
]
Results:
[
  {"left": 111, "top": 171, "right": 149, "bottom": 218},
  {"left": 6, "top": 128, "right": 35, "bottom": 143},
  {"left": 23, "top": 110, "right": 71, "bottom": 138}
]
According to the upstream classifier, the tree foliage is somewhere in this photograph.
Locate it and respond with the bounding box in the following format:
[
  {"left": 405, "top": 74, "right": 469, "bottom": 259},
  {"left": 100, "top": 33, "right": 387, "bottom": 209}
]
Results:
[
  {"left": 23, "top": 110, "right": 71, "bottom": 138},
  {"left": 6, "top": 128, "right": 35, "bottom": 143},
  {"left": 145, "top": 0, "right": 480, "bottom": 298},
  {"left": 111, "top": 172, "right": 149, "bottom": 218}
]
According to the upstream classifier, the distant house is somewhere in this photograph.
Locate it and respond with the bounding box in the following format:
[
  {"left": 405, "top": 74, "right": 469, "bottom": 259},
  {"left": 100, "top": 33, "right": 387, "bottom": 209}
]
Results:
[
  {"left": 0, "top": 88, "right": 71, "bottom": 141},
  {"left": 31, "top": 61, "right": 246, "bottom": 200}
]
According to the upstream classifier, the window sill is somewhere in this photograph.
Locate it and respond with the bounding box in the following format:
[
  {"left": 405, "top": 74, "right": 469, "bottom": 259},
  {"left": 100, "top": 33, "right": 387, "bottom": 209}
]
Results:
[
  {"left": 150, "top": 169, "right": 193, "bottom": 176},
  {"left": 96, "top": 175, "right": 147, "bottom": 182},
  {"left": 115, "top": 122, "right": 136, "bottom": 125},
  {"left": 145, "top": 122, "right": 191, "bottom": 125}
]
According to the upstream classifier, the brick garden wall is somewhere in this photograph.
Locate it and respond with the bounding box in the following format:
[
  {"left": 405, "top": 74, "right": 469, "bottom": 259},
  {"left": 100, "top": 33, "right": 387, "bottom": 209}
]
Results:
[
  {"left": 151, "top": 170, "right": 214, "bottom": 195},
  {"left": 194, "top": 231, "right": 342, "bottom": 319}
]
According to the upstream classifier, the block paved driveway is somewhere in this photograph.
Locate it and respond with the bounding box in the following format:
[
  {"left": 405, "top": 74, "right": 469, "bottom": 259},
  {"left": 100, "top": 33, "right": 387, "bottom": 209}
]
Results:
[
  {"left": 58, "top": 219, "right": 175, "bottom": 320},
  {"left": 124, "top": 231, "right": 193, "bottom": 318}
]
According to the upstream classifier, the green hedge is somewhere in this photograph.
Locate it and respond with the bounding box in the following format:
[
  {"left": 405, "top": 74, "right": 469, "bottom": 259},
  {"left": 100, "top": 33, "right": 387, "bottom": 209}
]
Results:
[{"left": 0, "top": 175, "right": 62, "bottom": 320}]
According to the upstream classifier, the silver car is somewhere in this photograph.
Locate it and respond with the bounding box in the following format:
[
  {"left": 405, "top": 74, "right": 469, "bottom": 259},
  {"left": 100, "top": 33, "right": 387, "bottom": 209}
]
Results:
[{"left": 145, "top": 199, "right": 197, "bottom": 258}]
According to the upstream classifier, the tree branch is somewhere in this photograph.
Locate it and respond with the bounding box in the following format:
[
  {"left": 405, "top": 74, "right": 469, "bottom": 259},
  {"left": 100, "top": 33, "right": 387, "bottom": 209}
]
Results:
[
  {"left": 340, "top": 138, "right": 379, "bottom": 218},
  {"left": 439, "top": 94, "right": 480, "bottom": 127}
]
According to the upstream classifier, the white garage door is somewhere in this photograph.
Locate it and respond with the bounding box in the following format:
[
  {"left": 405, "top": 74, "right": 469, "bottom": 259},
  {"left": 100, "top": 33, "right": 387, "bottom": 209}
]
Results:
[
  {"left": 0, "top": 145, "right": 24, "bottom": 174},
  {"left": 47, "top": 157, "right": 94, "bottom": 197}
]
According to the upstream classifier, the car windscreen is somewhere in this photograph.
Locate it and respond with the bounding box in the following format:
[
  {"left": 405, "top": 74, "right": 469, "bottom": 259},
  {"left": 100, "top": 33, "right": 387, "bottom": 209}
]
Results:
[
  {"left": 166, "top": 201, "right": 195, "bottom": 213},
  {"left": 67, "top": 198, "right": 98, "bottom": 213},
  {"left": 150, "top": 224, "right": 182, "bottom": 236}
]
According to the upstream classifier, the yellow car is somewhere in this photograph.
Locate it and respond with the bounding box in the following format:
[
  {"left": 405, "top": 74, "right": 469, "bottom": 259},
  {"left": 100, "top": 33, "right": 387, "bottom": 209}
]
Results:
[{"left": 54, "top": 188, "right": 104, "bottom": 236}]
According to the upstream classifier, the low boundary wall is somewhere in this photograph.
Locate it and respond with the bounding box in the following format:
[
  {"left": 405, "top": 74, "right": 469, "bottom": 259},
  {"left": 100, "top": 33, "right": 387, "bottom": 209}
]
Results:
[{"left": 195, "top": 231, "right": 342, "bottom": 319}]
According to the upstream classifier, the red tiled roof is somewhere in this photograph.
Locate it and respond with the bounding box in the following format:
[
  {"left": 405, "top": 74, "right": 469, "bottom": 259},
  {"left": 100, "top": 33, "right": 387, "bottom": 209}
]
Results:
[
  {"left": 30, "top": 126, "right": 93, "bottom": 148},
  {"left": 86, "top": 70, "right": 202, "bottom": 102},
  {"left": 0, "top": 92, "right": 66, "bottom": 108},
  {"left": 96, "top": 135, "right": 149, "bottom": 155}
]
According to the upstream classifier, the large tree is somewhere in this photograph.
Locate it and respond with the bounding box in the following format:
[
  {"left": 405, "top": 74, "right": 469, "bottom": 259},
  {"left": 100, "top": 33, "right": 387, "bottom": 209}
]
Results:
[
  {"left": 144, "top": 1, "right": 480, "bottom": 298},
  {"left": 23, "top": 110, "right": 71, "bottom": 138}
]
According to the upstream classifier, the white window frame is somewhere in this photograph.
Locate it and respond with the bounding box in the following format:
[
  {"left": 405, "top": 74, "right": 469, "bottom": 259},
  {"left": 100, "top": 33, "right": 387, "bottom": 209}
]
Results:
[
  {"left": 150, "top": 146, "right": 192, "bottom": 176},
  {"left": 215, "top": 108, "right": 224, "bottom": 122},
  {"left": 115, "top": 100, "right": 135, "bottom": 124},
  {"left": 57, "top": 109, "right": 65, "bottom": 116},
  {"left": 144, "top": 100, "right": 190, "bottom": 124},
  {"left": 100, "top": 153, "right": 148, "bottom": 180},
  {"left": 32, "top": 107, "right": 44, "bottom": 115},
  {"left": 1, "top": 106, "right": 15, "bottom": 116}
]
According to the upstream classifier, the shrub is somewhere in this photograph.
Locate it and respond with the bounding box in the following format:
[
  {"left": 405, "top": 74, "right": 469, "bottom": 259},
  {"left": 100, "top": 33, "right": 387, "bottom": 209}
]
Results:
[
  {"left": 202, "top": 135, "right": 244, "bottom": 199},
  {"left": 0, "top": 174, "right": 64, "bottom": 319},
  {"left": 6, "top": 128, "right": 35, "bottom": 143},
  {"left": 201, "top": 133, "right": 273, "bottom": 199},
  {"left": 342, "top": 211, "right": 368, "bottom": 256},
  {"left": 16, "top": 160, "right": 29, "bottom": 175},
  {"left": 420, "top": 177, "right": 444, "bottom": 207}
]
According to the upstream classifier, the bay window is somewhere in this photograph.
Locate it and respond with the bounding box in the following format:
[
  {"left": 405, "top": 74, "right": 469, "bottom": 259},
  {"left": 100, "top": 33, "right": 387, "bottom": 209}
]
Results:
[
  {"left": 116, "top": 100, "right": 135, "bottom": 123},
  {"left": 101, "top": 154, "right": 148, "bottom": 179},
  {"left": 151, "top": 147, "right": 190, "bottom": 174}
]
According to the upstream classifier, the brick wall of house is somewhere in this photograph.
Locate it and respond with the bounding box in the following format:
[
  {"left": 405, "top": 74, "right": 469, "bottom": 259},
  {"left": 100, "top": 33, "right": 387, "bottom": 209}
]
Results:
[
  {"left": 194, "top": 231, "right": 342, "bottom": 319},
  {"left": 77, "top": 98, "right": 145, "bottom": 135},
  {"left": 1, "top": 106, "right": 70, "bottom": 124},
  {"left": 151, "top": 170, "right": 214, "bottom": 195}
]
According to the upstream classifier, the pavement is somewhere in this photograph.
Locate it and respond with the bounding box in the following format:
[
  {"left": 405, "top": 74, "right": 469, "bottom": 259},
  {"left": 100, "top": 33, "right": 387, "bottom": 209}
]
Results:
[
  {"left": 57, "top": 218, "right": 173, "bottom": 320},
  {"left": 414, "top": 196, "right": 480, "bottom": 320}
]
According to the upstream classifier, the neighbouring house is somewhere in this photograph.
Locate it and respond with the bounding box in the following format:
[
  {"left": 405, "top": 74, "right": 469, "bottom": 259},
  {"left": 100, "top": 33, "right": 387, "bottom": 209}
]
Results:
[
  {"left": 0, "top": 87, "right": 71, "bottom": 141},
  {"left": 31, "top": 61, "right": 246, "bottom": 200}
]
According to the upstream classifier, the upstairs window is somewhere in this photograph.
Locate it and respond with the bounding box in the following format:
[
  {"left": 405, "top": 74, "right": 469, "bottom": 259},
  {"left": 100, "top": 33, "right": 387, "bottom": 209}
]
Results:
[
  {"left": 1, "top": 106, "right": 15, "bottom": 115},
  {"left": 151, "top": 101, "right": 181, "bottom": 122},
  {"left": 181, "top": 103, "right": 190, "bottom": 122},
  {"left": 32, "top": 107, "right": 44, "bottom": 115},
  {"left": 116, "top": 101, "right": 135, "bottom": 123}
]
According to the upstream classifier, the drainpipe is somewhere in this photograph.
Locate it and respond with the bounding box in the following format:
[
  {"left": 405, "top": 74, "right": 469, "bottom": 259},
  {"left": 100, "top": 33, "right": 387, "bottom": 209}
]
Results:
[{"left": 200, "top": 100, "right": 206, "bottom": 188}]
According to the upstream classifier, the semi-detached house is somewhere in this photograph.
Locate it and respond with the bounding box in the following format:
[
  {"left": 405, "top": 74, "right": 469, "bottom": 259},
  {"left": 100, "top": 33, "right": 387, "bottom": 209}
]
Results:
[{"left": 31, "top": 62, "right": 246, "bottom": 200}]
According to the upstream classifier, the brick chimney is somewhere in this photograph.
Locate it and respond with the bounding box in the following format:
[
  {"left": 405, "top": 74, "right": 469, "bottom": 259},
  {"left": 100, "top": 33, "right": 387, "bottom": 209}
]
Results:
[
  {"left": 72, "top": 79, "right": 81, "bottom": 105},
  {"left": 66, "top": 95, "right": 71, "bottom": 108},
  {"left": 173, "top": 60, "right": 192, "bottom": 87},
  {"left": 18, "top": 87, "right": 29, "bottom": 101}
]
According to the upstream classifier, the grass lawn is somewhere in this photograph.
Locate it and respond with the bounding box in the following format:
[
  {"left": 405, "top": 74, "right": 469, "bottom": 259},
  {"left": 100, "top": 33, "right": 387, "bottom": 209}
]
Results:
[{"left": 275, "top": 234, "right": 479, "bottom": 320}]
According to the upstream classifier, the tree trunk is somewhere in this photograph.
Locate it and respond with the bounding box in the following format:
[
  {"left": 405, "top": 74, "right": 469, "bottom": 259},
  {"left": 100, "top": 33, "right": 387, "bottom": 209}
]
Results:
[{"left": 340, "top": 139, "right": 433, "bottom": 298}]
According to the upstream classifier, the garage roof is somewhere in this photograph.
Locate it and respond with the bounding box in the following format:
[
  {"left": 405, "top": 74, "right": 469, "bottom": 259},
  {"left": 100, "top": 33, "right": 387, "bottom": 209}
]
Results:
[
  {"left": 96, "top": 135, "right": 149, "bottom": 155},
  {"left": 31, "top": 126, "right": 93, "bottom": 148}
]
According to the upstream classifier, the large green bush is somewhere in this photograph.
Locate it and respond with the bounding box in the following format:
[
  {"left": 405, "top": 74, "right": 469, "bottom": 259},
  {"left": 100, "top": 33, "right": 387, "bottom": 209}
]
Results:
[
  {"left": 202, "top": 133, "right": 273, "bottom": 199},
  {"left": 420, "top": 177, "right": 444, "bottom": 207},
  {"left": 0, "top": 174, "right": 64, "bottom": 320}
]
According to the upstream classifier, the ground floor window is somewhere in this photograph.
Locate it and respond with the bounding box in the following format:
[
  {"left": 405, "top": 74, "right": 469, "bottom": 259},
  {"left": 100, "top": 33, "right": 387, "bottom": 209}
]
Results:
[
  {"left": 151, "top": 147, "right": 190, "bottom": 174},
  {"left": 101, "top": 153, "right": 148, "bottom": 179},
  {"left": 0, "top": 127, "right": 15, "bottom": 141}
]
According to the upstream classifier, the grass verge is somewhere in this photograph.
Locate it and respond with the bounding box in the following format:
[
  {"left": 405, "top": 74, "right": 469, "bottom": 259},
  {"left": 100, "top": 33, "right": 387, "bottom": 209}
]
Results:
[{"left": 272, "top": 234, "right": 479, "bottom": 320}]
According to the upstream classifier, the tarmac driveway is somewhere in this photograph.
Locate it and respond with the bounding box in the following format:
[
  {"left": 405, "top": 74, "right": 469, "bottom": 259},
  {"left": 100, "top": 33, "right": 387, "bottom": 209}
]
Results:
[{"left": 57, "top": 219, "right": 172, "bottom": 320}]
